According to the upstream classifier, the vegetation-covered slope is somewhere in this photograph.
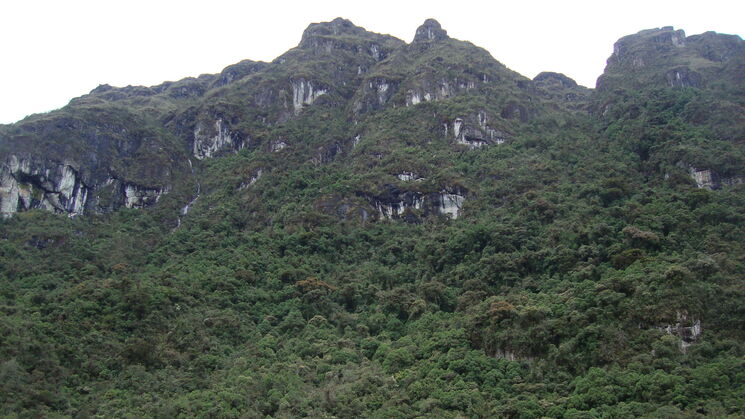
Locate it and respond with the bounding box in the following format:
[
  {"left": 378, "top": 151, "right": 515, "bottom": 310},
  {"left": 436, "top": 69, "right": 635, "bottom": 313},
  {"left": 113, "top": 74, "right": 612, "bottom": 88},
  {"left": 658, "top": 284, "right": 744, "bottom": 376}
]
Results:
[{"left": 1, "top": 19, "right": 745, "bottom": 418}]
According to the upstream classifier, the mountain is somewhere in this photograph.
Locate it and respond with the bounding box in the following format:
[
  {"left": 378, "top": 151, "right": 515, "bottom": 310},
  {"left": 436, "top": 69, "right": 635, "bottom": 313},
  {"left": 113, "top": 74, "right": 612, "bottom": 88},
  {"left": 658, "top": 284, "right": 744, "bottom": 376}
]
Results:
[{"left": 1, "top": 19, "right": 744, "bottom": 418}]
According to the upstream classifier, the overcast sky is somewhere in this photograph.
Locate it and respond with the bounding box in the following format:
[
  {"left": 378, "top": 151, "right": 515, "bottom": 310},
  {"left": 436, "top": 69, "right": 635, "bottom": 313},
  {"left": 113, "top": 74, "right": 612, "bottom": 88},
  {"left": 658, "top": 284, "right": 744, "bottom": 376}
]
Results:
[{"left": 1, "top": 0, "right": 743, "bottom": 124}]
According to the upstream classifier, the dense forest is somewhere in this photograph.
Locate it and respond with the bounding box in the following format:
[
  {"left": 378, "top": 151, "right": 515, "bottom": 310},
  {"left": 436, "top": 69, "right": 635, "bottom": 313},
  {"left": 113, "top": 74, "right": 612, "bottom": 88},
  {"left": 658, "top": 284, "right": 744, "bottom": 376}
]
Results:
[{"left": 1, "top": 19, "right": 745, "bottom": 418}]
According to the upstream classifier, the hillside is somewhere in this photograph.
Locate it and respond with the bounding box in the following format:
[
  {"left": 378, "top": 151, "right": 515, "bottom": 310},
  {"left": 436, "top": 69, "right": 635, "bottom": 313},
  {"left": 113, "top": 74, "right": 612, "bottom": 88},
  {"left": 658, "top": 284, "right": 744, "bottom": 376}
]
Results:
[{"left": 1, "top": 19, "right": 745, "bottom": 418}]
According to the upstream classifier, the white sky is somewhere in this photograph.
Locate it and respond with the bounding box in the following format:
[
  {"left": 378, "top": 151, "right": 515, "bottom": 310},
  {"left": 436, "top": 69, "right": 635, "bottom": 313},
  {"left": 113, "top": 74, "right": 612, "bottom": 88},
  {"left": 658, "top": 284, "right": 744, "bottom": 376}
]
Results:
[{"left": 1, "top": 0, "right": 743, "bottom": 124}]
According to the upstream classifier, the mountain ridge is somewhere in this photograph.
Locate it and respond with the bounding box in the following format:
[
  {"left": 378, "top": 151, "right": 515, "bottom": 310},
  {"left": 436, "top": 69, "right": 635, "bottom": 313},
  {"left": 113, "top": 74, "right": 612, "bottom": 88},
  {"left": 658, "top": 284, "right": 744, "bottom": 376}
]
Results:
[
  {"left": 1, "top": 19, "right": 743, "bottom": 221},
  {"left": 1, "top": 18, "right": 745, "bottom": 418}
]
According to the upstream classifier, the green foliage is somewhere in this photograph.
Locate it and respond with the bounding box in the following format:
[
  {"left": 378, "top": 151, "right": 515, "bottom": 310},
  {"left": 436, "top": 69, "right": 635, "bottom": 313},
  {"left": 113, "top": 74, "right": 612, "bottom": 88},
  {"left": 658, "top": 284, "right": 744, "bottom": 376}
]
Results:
[{"left": 2, "top": 20, "right": 745, "bottom": 418}]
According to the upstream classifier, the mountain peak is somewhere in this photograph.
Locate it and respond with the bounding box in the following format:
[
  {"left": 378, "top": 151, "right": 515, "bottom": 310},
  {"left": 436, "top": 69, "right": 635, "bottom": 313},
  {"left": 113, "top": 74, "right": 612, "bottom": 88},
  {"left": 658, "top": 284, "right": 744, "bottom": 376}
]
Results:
[
  {"left": 609, "top": 26, "right": 687, "bottom": 65},
  {"left": 300, "top": 18, "right": 363, "bottom": 46},
  {"left": 533, "top": 72, "right": 579, "bottom": 89},
  {"left": 413, "top": 18, "right": 449, "bottom": 42}
]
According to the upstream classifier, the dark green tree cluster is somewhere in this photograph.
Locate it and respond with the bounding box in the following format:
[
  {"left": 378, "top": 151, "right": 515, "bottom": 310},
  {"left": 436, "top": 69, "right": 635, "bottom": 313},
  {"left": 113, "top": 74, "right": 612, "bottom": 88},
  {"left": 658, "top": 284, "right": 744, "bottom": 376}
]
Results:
[{"left": 2, "top": 20, "right": 745, "bottom": 418}]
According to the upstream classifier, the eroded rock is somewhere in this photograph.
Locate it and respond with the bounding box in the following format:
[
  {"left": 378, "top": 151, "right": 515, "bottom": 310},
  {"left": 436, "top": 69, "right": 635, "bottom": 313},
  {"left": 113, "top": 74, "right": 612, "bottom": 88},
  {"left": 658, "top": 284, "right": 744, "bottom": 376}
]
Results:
[
  {"left": 656, "top": 311, "right": 702, "bottom": 352},
  {"left": 193, "top": 119, "right": 245, "bottom": 160},
  {"left": 450, "top": 113, "right": 507, "bottom": 149},
  {"left": 361, "top": 184, "right": 466, "bottom": 221},
  {"left": 292, "top": 78, "right": 328, "bottom": 114},
  {"left": 239, "top": 169, "right": 263, "bottom": 190},
  {"left": 413, "top": 19, "right": 449, "bottom": 43},
  {"left": 1, "top": 155, "right": 88, "bottom": 217},
  {"left": 0, "top": 154, "right": 170, "bottom": 217},
  {"left": 686, "top": 164, "right": 745, "bottom": 189}
]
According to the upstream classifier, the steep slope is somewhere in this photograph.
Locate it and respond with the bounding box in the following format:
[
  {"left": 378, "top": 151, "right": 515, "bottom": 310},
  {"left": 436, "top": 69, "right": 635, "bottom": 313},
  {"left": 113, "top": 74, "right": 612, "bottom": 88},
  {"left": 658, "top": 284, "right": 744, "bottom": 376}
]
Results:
[
  {"left": 1, "top": 19, "right": 745, "bottom": 418},
  {"left": 595, "top": 27, "right": 745, "bottom": 189},
  {"left": 2, "top": 17, "right": 582, "bottom": 221},
  {"left": 0, "top": 54, "right": 274, "bottom": 217}
]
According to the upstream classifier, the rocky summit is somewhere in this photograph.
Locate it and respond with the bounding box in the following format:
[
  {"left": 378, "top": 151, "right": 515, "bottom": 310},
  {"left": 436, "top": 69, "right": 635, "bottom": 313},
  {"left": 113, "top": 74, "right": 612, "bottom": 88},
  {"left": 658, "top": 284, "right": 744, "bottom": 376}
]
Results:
[{"left": 1, "top": 19, "right": 745, "bottom": 418}]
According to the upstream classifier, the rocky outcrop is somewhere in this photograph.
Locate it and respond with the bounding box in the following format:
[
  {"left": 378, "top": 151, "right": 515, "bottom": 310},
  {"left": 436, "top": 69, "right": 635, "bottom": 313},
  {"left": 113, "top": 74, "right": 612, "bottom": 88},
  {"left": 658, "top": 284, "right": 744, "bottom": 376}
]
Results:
[
  {"left": 686, "top": 31, "right": 745, "bottom": 63},
  {"left": 0, "top": 154, "right": 170, "bottom": 217},
  {"left": 93, "top": 177, "right": 170, "bottom": 213},
  {"left": 689, "top": 167, "right": 715, "bottom": 189},
  {"left": 192, "top": 119, "right": 245, "bottom": 160},
  {"left": 299, "top": 18, "right": 401, "bottom": 57},
  {"left": 449, "top": 112, "right": 507, "bottom": 149},
  {"left": 665, "top": 67, "right": 702, "bottom": 88},
  {"left": 353, "top": 78, "right": 398, "bottom": 114},
  {"left": 291, "top": 79, "right": 328, "bottom": 114},
  {"left": 374, "top": 193, "right": 424, "bottom": 220},
  {"left": 597, "top": 27, "right": 687, "bottom": 93},
  {"left": 656, "top": 311, "right": 702, "bottom": 352},
  {"left": 348, "top": 18, "right": 538, "bottom": 124},
  {"left": 299, "top": 18, "right": 401, "bottom": 61},
  {"left": 493, "top": 348, "right": 534, "bottom": 362},
  {"left": 123, "top": 183, "right": 170, "bottom": 209},
  {"left": 597, "top": 27, "right": 745, "bottom": 94},
  {"left": 312, "top": 142, "right": 344, "bottom": 166},
  {"left": 404, "top": 76, "right": 480, "bottom": 107},
  {"left": 606, "top": 27, "right": 687, "bottom": 72},
  {"left": 397, "top": 171, "right": 424, "bottom": 182},
  {"left": 438, "top": 191, "right": 465, "bottom": 218},
  {"left": 238, "top": 169, "right": 263, "bottom": 190},
  {"left": 413, "top": 19, "right": 449, "bottom": 43},
  {"left": 270, "top": 140, "right": 288, "bottom": 152},
  {"left": 361, "top": 184, "right": 467, "bottom": 221},
  {"left": 0, "top": 155, "right": 88, "bottom": 217},
  {"left": 687, "top": 165, "right": 745, "bottom": 189},
  {"left": 317, "top": 196, "right": 371, "bottom": 223}
]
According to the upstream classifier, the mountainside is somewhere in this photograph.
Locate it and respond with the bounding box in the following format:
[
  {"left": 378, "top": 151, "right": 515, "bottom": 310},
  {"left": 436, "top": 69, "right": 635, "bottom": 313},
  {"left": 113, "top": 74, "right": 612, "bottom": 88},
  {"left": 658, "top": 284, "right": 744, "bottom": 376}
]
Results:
[{"left": 1, "top": 19, "right": 745, "bottom": 418}]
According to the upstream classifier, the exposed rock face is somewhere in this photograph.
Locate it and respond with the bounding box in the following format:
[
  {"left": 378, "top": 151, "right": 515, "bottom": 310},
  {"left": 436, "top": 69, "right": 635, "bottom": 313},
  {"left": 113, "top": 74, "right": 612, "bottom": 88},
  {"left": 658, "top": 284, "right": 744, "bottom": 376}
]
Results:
[
  {"left": 413, "top": 19, "right": 449, "bottom": 43},
  {"left": 493, "top": 348, "right": 533, "bottom": 362},
  {"left": 292, "top": 79, "right": 328, "bottom": 114},
  {"left": 0, "top": 155, "right": 170, "bottom": 217},
  {"left": 301, "top": 18, "right": 358, "bottom": 43},
  {"left": 239, "top": 169, "right": 263, "bottom": 190},
  {"left": 353, "top": 78, "right": 398, "bottom": 113},
  {"left": 270, "top": 140, "right": 288, "bottom": 152},
  {"left": 656, "top": 311, "right": 702, "bottom": 352},
  {"left": 6, "top": 18, "right": 741, "bottom": 226},
  {"left": 438, "top": 191, "right": 464, "bottom": 218},
  {"left": 403, "top": 76, "right": 481, "bottom": 107},
  {"left": 312, "top": 142, "right": 344, "bottom": 166},
  {"left": 690, "top": 167, "right": 716, "bottom": 189},
  {"left": 687, "top": 165, "right": 745, "bottom": 189},
  {"left": 597, "top": 27, "right": 686, "bottom": 93},
  {"left": 0, "top": 155, "right": 88, "bottom": 217},
  {"left": 361, "top": 184, "right": 466, "bottom": 221},
  {"left": 374, "top": 192, "right": 425, "bottom": 220},
  {"left": 84, "top": 177, "right": 169, "bottom": 213},
  {"left": 606, "top": 27, "right": 687, "bottom": 71},
  {"left": 451, "top": 112, "right": 507, "bottom": 149},
  {"left": 193, "top": 119, "right": 244, "bottom": 160},
  {"left": 351, "top": 18, "right": 534, "bottom": 118},
  {"left": 397, "top": 171, "right": 424, "bottom": 182},
  {"left": 597, "top": 26, "right": 745, "bottom": 93},
  {"left": 123, "top": 183, "right": 170, "bottom": 209},
  {"left": 665, "top": 67, "right": 702, "bottom": 88},
  {"left": 299, "top": 17, "right": 400, "bottom": 59}
]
